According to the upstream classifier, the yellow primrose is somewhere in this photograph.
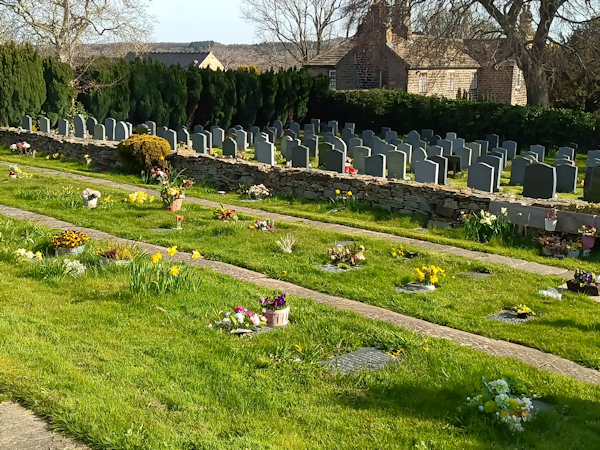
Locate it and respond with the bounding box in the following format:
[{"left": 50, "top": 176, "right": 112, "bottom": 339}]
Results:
[
  {"left": 167, "top": 246, "right": 177, "bottom": 256},
  {"left": 52, "top": 153, "right": 59, "bottom": 159},
  {"left": 160, "top": 156, "right": 165, "bottom": 161},
  {"left": 35, "top": 251, "right": 43, "bottom": 261},
  {"left": 84, "top": 154, "right": 89, "bottom": 158},
  {"left": 45, "top": 155, "right": 50, "bottom": 160}
]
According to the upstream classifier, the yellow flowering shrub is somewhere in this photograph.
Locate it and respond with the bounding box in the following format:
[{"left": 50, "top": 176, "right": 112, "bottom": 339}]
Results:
[
  {"left": 51, "top": 230, "right": 90, "bottom": 248},
  {"left": 117, "top": 134, "right": 171, "bottom": 172}
]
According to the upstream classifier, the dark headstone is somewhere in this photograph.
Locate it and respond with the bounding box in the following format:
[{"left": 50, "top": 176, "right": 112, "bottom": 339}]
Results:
[
  {"left": 325, "top": 148, "right": 345, "bottom": 173},
  {"left": 509, "top": 157, "right": 534, "bottom": 186},
  {"left": 223, "top": 137, "right": 237, "bottom": 158},
  {"left": 468, "top": 162, "right": 494, "bottom": 193},
  {"left": 414, "top": 159, "right": 439, "bottom": 184},
  {"left": 292, "top": 145, "right": 310, "bottom": 168},
  {"left": 478, "top": 154, "right": 502, "bottom": 191},
  {"left": 386, "top": 151, "right": 406, "bottom": 179},
  {"left": 522, "top": 163, "right": 556, "bottom": 199},
  {"left": 364, "top": 154, "right": 386, "bottom": 177},
  {"left": 428, "top": 155, "right": 448, "bottom": 185},
  {"left": 556, "top": 164, "right": 578, "bottom": 193}
]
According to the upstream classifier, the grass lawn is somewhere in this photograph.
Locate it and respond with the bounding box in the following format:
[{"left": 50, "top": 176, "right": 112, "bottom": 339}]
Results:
[
  {"left": 1, "top": 172, "right": 600, "bottom": 372},
  {"left": 1, "top": 219, "right": 600, "bottom": 449}
]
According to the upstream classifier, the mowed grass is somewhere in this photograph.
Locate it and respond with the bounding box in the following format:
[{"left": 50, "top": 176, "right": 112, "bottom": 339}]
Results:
[
  {"left": 1, "top": 173, "right": 600, "bottom": 371},
  {"left": 1, "top": 148, "right": 598, "bottom": 273},
  {"left": 1, "top": 222, "right": 600, "bottom": 449}
]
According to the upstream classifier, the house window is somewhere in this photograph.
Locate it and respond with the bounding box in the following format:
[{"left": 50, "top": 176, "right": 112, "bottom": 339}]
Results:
[
  {"left": 471, "top": 73, "right": 478, "bottom": 89},
  {"left": 419, "top": 73, "right": 427, "bottom": 93},
  {"left": 329, "top": 70, "right": 337, "bottom": 90},
  {"left": 516, "top": 72, "right": 522, "bottom": 89},
  {"left": 447, "top": 73, "right": 455, "bottom": 91}
]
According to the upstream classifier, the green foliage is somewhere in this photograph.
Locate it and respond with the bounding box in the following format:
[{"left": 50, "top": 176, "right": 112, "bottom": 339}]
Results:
[
  {"left": 116, "top": 134, "right": 171, "bottom": 172},
  {"left": 40, "top": 58, "right": 76, "bottom": 127},
  {"left": 0, "top": 43, "right": 46, "bottom": 126},
  {"left": 460, "top": 209, "right": 514, "bottom": 243},
  {"left": 232, "top": 66, "right": 262, "bottom": 129},
  {"left": 219, "top": 70, "right": 237, "bottom": 128},
  {"left": 163, "top": 64, "right": 188, "bottom": 129},
  {"left": 128, "top": 58, "right": 168, "bottom": 126},
  {"left": 128, "top": 257, "right": 201, "bottom": 297},
  {"left": 195, "top": 68, "right": 229, "bottom": 127},
  {"left": 256, "top": 69, "right": 278, "bottom": 127},
  {"left": 185, "top": 65, "right": 204, "bottom": 127}
]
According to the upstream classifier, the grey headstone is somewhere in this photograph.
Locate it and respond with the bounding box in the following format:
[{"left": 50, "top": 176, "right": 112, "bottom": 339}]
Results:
[
  {"left": 353, "top": 146, "right": 371, "bottom": 174},
  {"left": 249, "top": 126, "right": 260, "bottom": 136},
  {"left": 446, "top": 132, "right": 457, "bottom": 141},
  {"left": 39, "top": 117, "right": 50, "bottom": 133},
  {"left": 317, "top": 347, "right": 397, "bottom": 374},
  {"left": 371, "top": 136, "right": 384, "bottom": 155},
  {"left": 201, "top": 130, "right": 213, "bottom": 151},
  {"left": 486, "top": 134, "right": 499, "bottom": 150},
  {"left": 115, "top": 121, "right": 129, "bottom": 141},
  {"left": 157, "top": 126, "right": 168, "bottom": 138},
  {"left": 290, "top": 122, "right": 300, "bottom": 136},
  {"left": 345, "top": 122, "right": 355, "bottom": 133},
  {"left": 385, "top": 130, "right": 397, "bottom": 143},
  {"left": 431, "top": 135, "right": 441, "bottom": 146},
  {"left": 467, "top": 162, "right": 495, "bottom": 193},
  {"left": 266, "top": 127, "right": 277, "bottom": 143},
  {"left": 427, "top": 145, "right": 443, "bottom": 157},
  {"left": 556, "top": 164, "right": 578, "bottom": 193},
  {"left": 304, "top": 123, "right": 315, "bottom": 134},
  {"left": 348, "top": 137, "right": 362, "bottom": 158},
  {"left": 273, "top": 120, "right": 283, "bottom": 138},
  {"left": 192, "top": 133, "right": 207, "bottom": 154},
  {"left": 326, "top": 148, "right": 345, "bottom": 173},
  {"left": 177, "top": 128, "right": 190, "bottom": 146},
  {"left": 318, "top": 142, "right": 334, "bottom": 167},
  {"left": 521, "top": 151, "right": 538, "bottom": 161},
  {"left": 323, "top": 132, "right": 334, "bottom": 140},
  {"left": 284, "top": 129, "right": 297, "bottom": 141},
  {"left": 58, "top": 119, "right": 69, "bottom": 136},
  {"left": 322, "top": 125, "right": 333, "bottom": 134},
  {"left": 414, "top": 159, "right": 439, "bottom": 184},
  {"left": 223, "top": 137, "right": 237, "bottom": 158},
  {"left": 255, "top": 141, "right": 275, "bottom": 165},
  {"left": 163, "top": 129, "right": 177, "bottom": 151},
  {"left": 387, "top": 151, "right": 406, "bottom": 180},
  {"left": 235, "top": 130, "right": 247, "bottom": 150},
  {"left": 407, "top": 130, "right": 421, "bottom": 148},
  {"left": 522, "top": 163, "right": 556, "bottom": 199},
  {"left": 74, "top": 114, "right": 86, "bottom": 138},
  {"left": 478, "top": 154, "right": 502, "bottom": 191},
  {"left": 342, "top": 127, "right": 353, "bottom": 143},
  {"left": 194, "top": 124, "right": 204, "bottom": 134},
  {"left": 454, "top": 147, "right": 472, "bottom": 169},
  {"left": 105, "top": 118, "right": 116, "bottom": 140},
  {"left": 330, "top": 136, "right": 347, "bottom": 153},
  {"left": 226, "top": 127, "right": 237, "bottom": 137},
  {"left": 476, "top": 140, "right": 489, "bottom": 155},
  {"left": 362, "top": 130, "right": 375, "bottom": 147},
  {"left": 381, "top": 127, "right": 391, "bottom": 135},
  {"left": 587, "top": 150, "right": 600, "bottom": 167},
  {"left": 93, "top": 124, "right": 105, "bottom": 141},
  {"left": 510, "top": 157, "right": 534, "bottom": 186},
  {"left": 439, "top": 139, "right": 453, "bottom": 156},
  {"left": 451, "top": 138, "right": 465, "bottom": 151},
  {"left": 306, "top": 135, "right": 319, "bottom": 158},
  {"left": 256, "top": 132, "right": 268, "bottom": 143},
  {"left": 213, "top": 127, "right": 225, "bottom": 147},
  {"left": 490, "top": 148, "right": 507, "bottom": 168},
  {"left": 558, "top": 147, "right": 575, "bottom": 160},
  {"left": 428, "top": 155, "right": 448, "bottom": 185},
  {"left": 365, "top": 154, "right": 386, "bottom": 178},
  {"left": 292, "top": 145, "right": 310, "bottom": 169},
  {"left": 421, "top": 129, "right": 434, "bottom": 143},
  {"left": 328, "top": 120, "right": 338, "bottom": 135},
  {"left": 377, "top": 142, "right": 396, "bottom": 157},
  {"left": 584, "top": 166, "right": 600, "bottom": 202},
  {"left": 21, "top": 115, "right": 32, "bottom": 131},
  {"left": 502, "top": 140, "right": 517, "bottom": 160},
  {"left": 565, "top": 141, "right": 579, "bottom": 151},
  {"left": 466, "top": 142, "right": 481, "bottom": 160},
  {"left": 397, "top": 143, "right": 412, "bottom": 163},
  {"left": 233, "top": 125, "right": 243, "bottom": 131},
  {"left": 126, "top": 122, "right": 133, "bottom": 136},
  {"left": 281, "top": 136, "right": 293, "bottom": 159},
  {"left": 287, "top": 139, "right": 300, "bottom": 161},
  {"left": 311, "top": 119, "right": 320, "bottom": 133},
  {"left": 86, "top": 117, "right": 97, "bottom": 136},
  {"left": 530, "top": 144, "right": 545, "bottom": 162},
  {"left": 411, "top": 146, "right": 427, "bottom": 166}
]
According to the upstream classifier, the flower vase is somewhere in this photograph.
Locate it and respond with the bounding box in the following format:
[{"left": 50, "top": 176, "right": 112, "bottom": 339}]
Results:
[
  {"left": 544, "top": 219, "right": 557, "bottom": 232},
  {"left": 567, "top": 250, "right": 581, "bottom": 259},
  {"left": 163, "top": 197, "right": 183, "bottom": 212},
  {"left": 56, "top": 245, "right": 85, "bottom": 256},
  {"left": 83, "top": 197, "right": 98, "bottom": 208},
  {"left": 262, "top": 306, "right": 289, "bottom": 327},
  {"left": 582, "top": 234, "right": 595, "bottom": 249}
]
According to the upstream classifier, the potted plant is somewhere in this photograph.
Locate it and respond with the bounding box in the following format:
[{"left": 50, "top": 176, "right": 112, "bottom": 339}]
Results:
[
  {"left": 538, "top": 235, "right": 563, "bottom": 256},
  {"left": 511, "top": 304, "right": 536, "bottom": 319},
  {"left": 567, "top": 269, "right": 600, "bottom": 295},
  {"left": 327, "top": 243, "right": 365, "bottom": 269},
  {"left": 209, "top": 307, "right": 267, "bottom": 333},
  {"left": 250, "top": 219, "right": 275, "bottom": 231},
  {"left": 259, "top": 294, "right": 289, "bottom": 327},
  {"left": 8, "top": 164, "right": 18, "bottom": 179},
  {"left": 544, "top": 209, "right": 558, "bottom": 231},
  {"left": 247, "top": 184, "right": 270, "bottom": 199},
  {"left": 578, "top": 225, "right": 597, "bottom": 249},
  {"left": 414, "top": 265, "right": 446, "bottom": 291},
  {"left": 82, "top": 188, "right": 101, "bottom": 208},
  {"left": 160, "top": 168, "right": 194, "bottom": 212},
  {"left": 95, "top": 240, "right": 137, "bottom": 265},
  {"left": 51, "top": 230, "right": 90, "bottom": 256},
  {"left": 565, "top": 241, "right": 582, "bottom": 259}
]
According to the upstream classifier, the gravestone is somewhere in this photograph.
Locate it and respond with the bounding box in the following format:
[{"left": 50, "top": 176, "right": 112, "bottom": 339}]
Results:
[
  {"left": 192, "top": 133, "right": 207, "bottom": 154},
  {"left": 342, "top": 127, "right": 353, "bottom": 143},
  {"left": 584, "top": 166, "right": 600, "bottom": 202},
  {"left": 304, "top": 123, "right": 314, "bottom": 134},
  {"left": 306, "top": 135, "right": 319, "bottom": 158},
  {"left": 86, "top": 117, "right": 98, "bottom": 135},
  {"left": 475, "top": 140, "right": 489, "bottom": 155},
  {"left": 213, "top": 127, "right": 225, "bottom": 147},
  {"left": 397, "top": 143, "right": 412, "bottom": 163},
  {"left": 386, "top": 151, "right": 406, "bottom": 180},
  {"left": 345, "top": 122, "right": 355, "bottom": 133},
  {"left": 522, "top": 163, "right": 556, "bottom": 199},
  {"left": 266, "top": 127, "right": 277, "bottom": 143},
  {"left": 255, "top": 141, "right": 275, "bottom": 165},
  {"left": 390, "top": 137, "right": 403, "bottom": 148},
  {"left": 226, "top": 127, "right": 237, "bottom": 137},
  {"left": 438, "top": 139, "right": 453, "bottom": 156},
  {"left": 273, "top": 120, "right": 283, "bottom": 138},
  {"left": 93, "top": 124, "right": 105, "bottom": 141},
  {"left": 328, "top": 120, "right": 338, "bottom": 135},
  {"left": 427, "top": 145, "right": 443, "bottom": 157},
  {"left": 445, "top": 132, "right": 457, "bottom": 140},
  {"left": 126, "top": 122, "right": 133, "bottom": 136},
  {"left": 554, "top": 157, "right": 573, "bottom": 166},
  {"left": 587, "top": 150, "right": 600, "bottom": 167},
  {"left": 411, "top": 147, "right": 427, "bottom": 167},
  {"left": 421, "top": 129, "right": 434, "bottom": 143},
  {"left": 157, "top": 126, "right": 167, "bottom": 138},
  {"left": 21, "top": 115, "right": 32, "bottom": 131},
  {"left": 39, "top": 117, "right": 50, "bottom": 133},
  {"left": 318, "top": 142, "right": 334, "bottom": 167},
  {"left": 330, "top": 136, "right": 347, "bottom": 153},
  {"left": 466, "top": 142, "right": 481, "bottom": 160},
  {"left": 486, "top": 134, "right": 499, "bottom": 150},
  {"left": 467, "top": 162, "right": 495, "bottom": 193},
  {"left": 414, "top": 159, "right": 439, "bottom": 184},
  {"left": 326, "top": 148, "right": 345, "bottom": 173},
  {"left": 565, "top": 141, "right": 579, "bottom": 151},
  {"left": 362, "top": 130, "right": 375, "bottom": 147},
  {"left": 521, "top": 151, "right": 538, "bottom": 161},
  {"left": 256, "top": 132, "right": 268, "bottom": 143},
  {"left": 322, "top": 125, "right": 333, "bottom": 133},
  {"left": 478, "top": 154, "right": 502, "bottom": 191},
  {"left": 292, "top": 145, "right": 310, "bottom": 168},
  {"left": 502, "top": 140, "right": 517, "bottom": 160},
  {"left": 142, "top": 121, "right": 155, "bottom": 135},
  {"left": 353, "top": 146, "right": 371, "bottom": 174},
  {"left": 201, "top": 130, "right": 213, "bottom": 152},
  {"left": 74, "top": 115, "right": 86, "bottom": 138},
  {"left": 381, "top": 127, "right": 391, "bottom": 135},
  {"left": 364, "top": 154, "right": 386, "bottom": 178},
  {"left": 287, "top": 139, "right": 300, "bottom": 161},
  {"left": 428, "top": 155, "right": 448, "bottom": 185},
  {"left": 490, "top": 148, "right": 507, "bottom": 168},
  {"left": 377, "top": 142, "right": 396, "bottom": 157},
  {"left": 530, "top": 144, "right": 545, "bottom": 162},
  {"left": 234, "top": 125, "right": 243, "bottom": 131},
  {"left": 431, "top": 135, "right": 441, "bottom": 146},
  {"left": 249, "top": 126, "right": 260, "bottom": 137},
  {"left": 407, "top": 130, "right": 421, "bottom": 148},
  {"left": 105, "top": 118, "right": 116, "bottom": 140},
  {"left": 163, "top": 129, "right": 177, "bottom": 150},
  {"left": 348, "top": 137, "right": 362, "bottom": 158},
  {"left": 454, "top": 147, "right": 472, "bottom": 169},
  {"left": 558, "top": 147, "right": 575, "bottom": 160},
  {"left": 58, "top": 119, "right": 69, "bottom": 136},
  {"left": 284, "top": 129, "right": 297, "bottom": 141},
  {"left": 290, "top": 122, "right": 300, "bottom": 136},
  {"left": 385, "top": 130, "right": 397, "bottom": 143},
  {"left": 509, "top": 157, "right": 534, "bottom": 186},
  {"left": 223, "top": 137, "right": 237, "bottom": 158},
  {"left": 281, "top": 136, "right": 293, "bottom": 159},
  {"left": 323, "top": 132, "right": 334, "bottom": 140},
  {"left": 178, "top": 128, "right": 190, "bottom": 147},
  {"left": 311, "top": 119, "right": 320, "bottom": 133},
  {"left": 235, "top": 130, "right": 248, "bottom": 150},
  {"left": 115, "top": 121, "right": 129, "bottom": 142},
  {"left": 451, "top": 138, "right": 465, "bottom": 151},
  {"left": 556, "top": 164, "right": 578, "bottom": 193},
  {"left": 194, "top": 125, "right": 204, "bottom": 134},
  {"left": 371, "top": 136, "right": 384, "bottom": 155}
]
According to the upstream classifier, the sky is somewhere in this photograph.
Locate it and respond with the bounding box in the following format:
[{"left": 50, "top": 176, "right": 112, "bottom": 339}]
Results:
[{"left": 149, "top": 0, "right": 255, "bottom": 44}]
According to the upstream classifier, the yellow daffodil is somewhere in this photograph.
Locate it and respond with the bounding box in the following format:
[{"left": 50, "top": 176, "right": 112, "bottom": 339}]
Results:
[
  {"left": 84, "top": 154, "right": 89, "bottom": 158},
  {"left": 347, "top": 191, "right": 352, "bottom": 196},
  {"left": 295, "top": 344, "right": 302, "bottom": 352},
  {"left": 151, "top": 252, "right": 162, "bottom": 264},
  {"left": 191, "top": 250, "right": 201, "bottom": 260},
  {"left": 160, "top": 156, "right": 165, "bottom": 161},
  {"left": 45, "top": 155, "right": 50, "bottom": 160},
  {"left": 392, "top": 252, "right": 397, "bottom": 257},
  {"left": 60, "top": 154, "right": 65, "bottom": 159},
  {"left": 169, "top": 266, "right": 180, "bottom": 276},
  {"left": 35, "top": 251, "right": 43, "bottom": 261},
  {"left": 424, "top": 347, "right": 429, "bottom": 352},
  {"left": 52, "top": 153, "right": 59, "bottom": 159},
  {"left": 167, "top": 246, "right": 177, "bottom": 256},
  {"left": 335, "top": 189, "right": 340, "bottom": 194},
  {"left": 149, "top": 196, "right": 155, "bottom": 202}
]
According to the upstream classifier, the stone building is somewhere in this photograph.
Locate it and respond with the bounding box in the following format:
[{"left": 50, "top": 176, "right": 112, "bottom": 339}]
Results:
[
  {"left": 304, "top": 3, "right": 528, "bottom": 106},
  {"left": 125, "top": 51, "right": 224, "bottom": 70}
]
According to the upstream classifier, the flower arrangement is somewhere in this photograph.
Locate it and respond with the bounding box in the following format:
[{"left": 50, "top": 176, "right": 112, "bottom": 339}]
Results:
[
  {"left": 51, "top": 230, "right": 90, "bottom": 249},
  {"left": 538, "top": 235, "right": 565, "bottom": 256},
  {"left": 414, "top": 265, "right": 445, "bottom": 286},
  {"left": 259, "top": 294, "right": 287, "bottom": 310},
  {"left": 276, "top": 234, "right": 297, "bottom": 253},
  {"left": 578, "top": 225, "right": 597, "bottom": 237},
  {"left": 565, "top": 241, "right": 583, "bottom": 252},
  {"left": 14, "top": 248, "right": 43, "bottom": 261},
  {"left": 213, "top": 204, "right": 238, "bottom": 221},
  {"left": 327, "top": 243, "right": 365, "bottom": 268},
  {"left": 511, "top": 304, "right": 536, "bottom": 317},
  {"left": 468, "top": 376, "right": 536, "bottom": 433},
  {"left": 460, "top": 208, "right": 513, "bottom": 243},
  {"left": 10, "top": 141, "right": 34, "bottom": 156},
  {"left": 250, "top": 219, "right": 274, "bottom": 231},
  {"left": 95, "top": 240, "right": 137, "bottom": 261},
  {"left": 82, "top": 188, "right": 101, "bottom": 208},
  {"left": 344, "top": 166, "right": 357, "bottom": 175},
  {"left": 8, "top": 164, "right": 32, "bottom": 179},
  {"left": 160, "top": 177, "right": 194, "bottom": 207},
  {"left": 545, "top": 209, "right": 558, "bottom": 221},
  {"left": 247, "top": 184, "right": 270, "bottom": 199},
  {"left": 175, "top": 215, "right": 184, "bottom": 229},
  {"left": 127, "top": 191, "right": 154, "bottom": 204},
  {"left": 141, "top": 167, "right": 169, "bottom": 185},
  {"left": 209, "top": 307, "right": 267, "bottom": 333},
  {"left": 64, "top": 259, "right": 86, "bottom": 276},
  {"left": 572, "top": 268, "right": 597, "bottom": 287}
]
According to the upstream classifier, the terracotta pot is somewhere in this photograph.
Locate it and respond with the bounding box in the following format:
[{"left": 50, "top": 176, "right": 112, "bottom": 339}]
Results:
[
  {"left": 83, "top": 197, "right": 99, "bottom": 208},
  {"left": 163, "top": 197, "right": 183, "bottom": 212},
  {"left": 566, "top": 279, "right": 600, "bottom": 296},
  {"left": 262, "top": 306, "right": 289, "bottom": 327},
  {"left": 582, "top": 234, "right": 595, "bottom": 249},
  {"left": 544, "top": 219, "right": 557, "bottom": 232},
  {"left": 56, "top": 245, "right": 85, "bottom": 256}
]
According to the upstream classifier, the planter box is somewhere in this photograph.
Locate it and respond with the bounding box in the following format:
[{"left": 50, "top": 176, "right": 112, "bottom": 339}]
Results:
[
  {"left": 55, "top": 245, "right": 85, "bottom": 256},
  {"left": 262, "top": 306, "right": 289, "bottom": 327},
  {"left": 566, "top": 279, "right": 600, "bottom": 296}
]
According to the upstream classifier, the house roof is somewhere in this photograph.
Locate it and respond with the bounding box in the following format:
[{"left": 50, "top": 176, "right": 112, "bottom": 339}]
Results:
[
  {"left": 125, "top": 51, "right": 217, "bottom": 69},
  {"left": 303, "top": 39, "right": 356, "bottom": 67},
  {"left": 390, "top": 36, "right": 480, "bottom": 69}
]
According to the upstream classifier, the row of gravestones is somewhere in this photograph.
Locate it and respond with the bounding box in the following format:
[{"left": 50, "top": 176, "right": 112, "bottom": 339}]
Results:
[{"left": 22, "top": 115, "right": 135, "bottom": 142}]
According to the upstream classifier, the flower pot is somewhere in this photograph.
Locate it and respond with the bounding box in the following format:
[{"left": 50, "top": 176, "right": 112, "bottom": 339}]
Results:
[
  {"left": 582, "top": 234, "right": 595, "bottom": 249},
  {"left": 262, "top": 306, "right": 289, "bottom": 327},
  {"left": 55, "top": 245, "right": 85, "bottom": 256},
  {"left": 83, "top": 197, "right": 98, "bottom": 208},
  {"left": 542, "top": 247, "right": 554, "bottom": 256},
  {"left": 9, "top": 174, "right": 16, "bottom": 179},
  {"left": 99, "top": 256, "right": 133, "bottom": 265},
  {"left": 163, "top": 197, "right": 183, "bottom": 212},
  {"left": 419, "top": 283, "right": 437, "bottom": 291},
  {"left": 566, "top": 279, "right": 600, "bottom": 296},
  {"left": 544, "top": 219, "right": 557, "bottom": 232},
  {"left": 567, "top": 250, "right": 581, "bottom": 259}
]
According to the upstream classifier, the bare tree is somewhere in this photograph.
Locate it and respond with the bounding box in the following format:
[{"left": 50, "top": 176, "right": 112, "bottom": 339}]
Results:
[
  {"left": 0, "top": 0, "right": 154, "bottom": 66},
  {"left": 240, "top": 0, "right": 353, "bottom": 63}
]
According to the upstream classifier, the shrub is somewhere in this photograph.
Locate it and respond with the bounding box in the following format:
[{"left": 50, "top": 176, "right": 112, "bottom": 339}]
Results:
[{"left": 117, "top": 134, "right": 171, "bottom": 172}]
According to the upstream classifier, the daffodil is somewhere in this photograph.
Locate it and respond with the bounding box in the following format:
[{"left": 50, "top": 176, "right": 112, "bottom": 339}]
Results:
[
  {"left": 84, "top": 154, "right": 89, "bottom": 158},
  {"left": 295, "top": 344, "right": 302, "bottom": 352},
  {"left": 335, "top": 189, "right": 340, "bottom": 194},
  {"left": 167, "top": 246, "right": 177, "bottom": 256},
  {"left": 347, "top": 191, "right": 352, "bottom": 196},
  {"left": 45, "top": 155, "right": 50, "bottom": 160},
  {"left": 169, "top": 266, "right": 180, "bottom": 276},
  {"left": 160, "top": 156, "right": 165, "bottom": 161},
  {"left": 191, "top": 250, "right": 201, "bottom": 260},
  {"left": 151, "top": 252, "right": 162, "bottom": 264},
  {"left": 35, "top": 251, "right": 43, "bottom": 261}
]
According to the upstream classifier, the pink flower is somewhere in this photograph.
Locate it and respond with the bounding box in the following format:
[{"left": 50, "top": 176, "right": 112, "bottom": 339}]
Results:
[
  {"left": 234, "top": 307, "right": 245, "bottom": 312},
  {"left": 251, "top": 315, "right": 260, "bottom": 326}
]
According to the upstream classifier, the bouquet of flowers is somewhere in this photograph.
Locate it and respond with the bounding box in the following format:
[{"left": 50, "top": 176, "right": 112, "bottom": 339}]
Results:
[
  {"left": 414, "top": 265, "right": 445, "bottom": 286},
  {"left": 468, "top": 376, "right": 536, "bottom": 433},
  {"left": 213, "top": 204, "right": 238, "bottom": 221},
  {"left": 8, "top": 164, "right": 32, "bottom": 179},
  {"left": 572, "top": 268, "right": 598, "bottom": 286},
  {"left": 538, "top": 235, "right": 565, "bottom": 255},
  {"left": 578, "top": 225, "right": 597, "bottom": 237},
  {"left": 511, "top": 304, "right": 536, "bottom": 317},
  {"left": 82, "top": 188, "right": 101, "bottom": 202},
  {"left": 247, "top": 184, "right": 270, "bottom": 199},
  {"left": 327, "top": 244, "right": 365, "bottom": 268},
  {"left": 51, "top": 230, "right": 90, "bottom": 248},
  {"left": 251, "top": 219, "right": 274, "bottom": 231},
  {"left": 209, "top": 306, "right": 267, "bottom": 333},
  {"left": 10, "top": 141, "right": 34, "bottom": 156},
  {"left": 259, "top": 294, "right": 287, "bottom": 310},
  {"left": 161, "top": 177, "right": 194, "bottom": 207},
  {"left": 151, "top": 168, "right": 169, "bottom": 185},
  {"left": 545, "top": 208, "right": 558, "bottom": 221}
]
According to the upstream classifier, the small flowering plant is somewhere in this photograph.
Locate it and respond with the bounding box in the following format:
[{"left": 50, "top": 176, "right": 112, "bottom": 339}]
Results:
[
  {"left": 545, "top": 208, "right": 558, "bottom": 221},
  {"left": 461, "top": 208, "right": 513, "bottom": 243},
  {"left": 259, "top": 294, "right": 287, "bottom": 310},
  {"left": 250, "top": 219, "right": 274, "bottom": 231},
  {"left": 8, "top": 164, "right": 32, "bottom": 179},
  {"left": 127, "top": 191, "right": 154, "bottom": 204},
  {"left": 468, "top": 376, "right": 536, "bottom": 433},
  {"left": 51, "top": 230, "right": 90, "bottom": 248},
  {"left": 327, "top": 243, "right": 365, "bottom": 268},
  {"left": 415, "top": 265, "right": 445, "bottom": 286},
  {"left": 578, "top": 225, "right": 597, "bottom": 237},
  {"left": 538, "top": 235, "right": 565, "bottom": 255},
  {"left": 14, "top": 248, "right": 43, "bottom": 261},
  {"left": 511, "top": 304, "right": 536, "bottom": 317},
  {"left": 10, "top": 141, "right": 34, "bottom": 156},
  {"left": 161, "top": 177, "right": 194, "bottom": 206},
  {"left": 209, "top": 307, "right": 267, "bottom": 333},
  {"left": 572, "top": 268, "right": 598, "bottom": 287},
  {"left": 213, "top": 204, "right": 238, "bottom": 221},
  {"left": 247, "top": 184, "right": 270, "bottom": 199},
  {"left": 175, "top": 215, "right": 184, "bottom": 229},
  {"left": 82, "top": 188, "right": 101, "bottom": 200}
]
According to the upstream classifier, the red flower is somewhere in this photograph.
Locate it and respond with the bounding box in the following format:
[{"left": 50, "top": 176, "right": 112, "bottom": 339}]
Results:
[{"left": 176, "top": 215, "right": 184, "bottom": 221}]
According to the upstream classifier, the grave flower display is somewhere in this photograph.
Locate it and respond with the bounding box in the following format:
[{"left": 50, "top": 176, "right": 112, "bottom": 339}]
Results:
[
  {"left": 10, "top": 141, "right": 34, "bottom": 156},
  {"left": 51, "top": 230, "right": 90, "bottom": 256},
  {"left": 327, "top": 244, "right": 365, "bottom": 268},
  {"left": 174, "top": 215, "right": 184, "bottom": 230},
  {"left": 414, "top": 265, "right": 445, "bottom": 290},
  {"left": 213, "top": 204, "right": 238, "bottom": 221},
  {"left": 8, "top": 164, "right": 32, "bottom": 179},
  {"left": 578, "top": 225, "right": 597, "bottom": 249},
  {"left": 468, "top": 376, "right": 536, "bottom": 433},
  {"left": 161, "top": 176, "right": 194, "bottom": 212},
  {"left": 567, "top": 268, "right": 600, "bottom": 295},
  {"left": 565, "top": 241, "right": 582, "bottom": 258},
  {"left": 82, "top": 188, "right": 101, "bottom": 208},
  {"left": 127, "top": 191, "right": 154, "bottom": 204},
  {"left": 538, "top": 235, "right": 565, "bottom": 257},
  {"left": 209, "top": 307, "right": 267, "bottom": 333},
  {"left": 14, "top": 249, "right": 43, "bottom": 261},
  {"left": 544, "top": 209, "right": 558, "bottom": 231},
  {"left": 511, "top": 304, "right": 536, "bottom": 318},
  {"left": 95, "top": 240, "right": 136, "bottom": 264},
  {"left": 250, "top": 219, "right": 274, "bottom": 231},
  {"left": 461, "top": 209, "right": 513, "bottom": 243},
  {"left": 259, "top": 294, "right": 289, "bottom": 327},
  {"left": 247, "top": 184, "right": 270, "bottom": 199}
]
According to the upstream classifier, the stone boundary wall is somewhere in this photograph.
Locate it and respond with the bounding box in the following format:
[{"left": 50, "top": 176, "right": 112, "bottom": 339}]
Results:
[{"left": 0, "top": 127, "right": 593, "bottom": 221}]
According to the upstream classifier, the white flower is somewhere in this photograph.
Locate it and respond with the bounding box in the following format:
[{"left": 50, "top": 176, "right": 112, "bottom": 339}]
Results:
[
  {"left": 501, "top": 207, "right": 507, "bottom": 216},
  {"left": 233, "top": 312, "right": 244, "bottom": 322},
  {"left": 495, "top": 393, "right": 510, "bottom": 410},
  {"left": 490, "top": 379, "right": 510, "bottom": 394},
  {"left": 9, "top": 144, "right": 16, "bottom": 150}
]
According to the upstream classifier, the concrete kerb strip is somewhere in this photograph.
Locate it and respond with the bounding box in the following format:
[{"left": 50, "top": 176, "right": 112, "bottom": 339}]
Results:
[
  {"left": 0, "top": 162, "right": 573, "bottom": 280},
  {"left": 0, "top": 204, "right": 598, "bottom": 386}
]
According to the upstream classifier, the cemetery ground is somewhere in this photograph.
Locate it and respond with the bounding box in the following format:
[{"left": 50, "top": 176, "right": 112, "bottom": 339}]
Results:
[
  {"left": 0, "top": 146, "right": 598, "bottom": 275},
  {"left": 1, "top": 218, "right": 600, "bottom": 449},
  {"left": 2, "top": 170, "right": 600, "bottom": 374}
]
